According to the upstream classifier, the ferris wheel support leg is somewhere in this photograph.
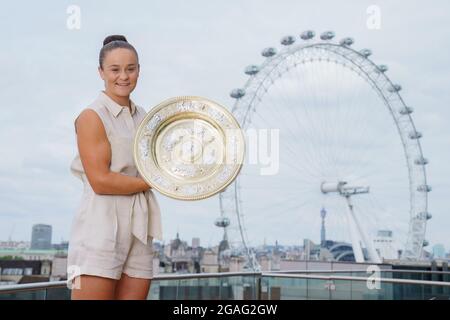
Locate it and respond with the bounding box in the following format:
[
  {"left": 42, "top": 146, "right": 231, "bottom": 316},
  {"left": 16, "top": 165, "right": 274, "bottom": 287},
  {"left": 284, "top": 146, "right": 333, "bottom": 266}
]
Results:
[
  {"left": 344, "top": 204, "right": 365, "bottom": 263},
  {"left": 345, "top": 196, "right": 382, "bottom": 264}
]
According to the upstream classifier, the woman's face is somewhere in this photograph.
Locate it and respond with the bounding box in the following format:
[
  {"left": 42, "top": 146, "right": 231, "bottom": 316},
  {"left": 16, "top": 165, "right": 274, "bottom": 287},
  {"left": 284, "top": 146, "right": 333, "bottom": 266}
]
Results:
[{"left": 98, "top": 48, "right": 139, "bottom": 99}]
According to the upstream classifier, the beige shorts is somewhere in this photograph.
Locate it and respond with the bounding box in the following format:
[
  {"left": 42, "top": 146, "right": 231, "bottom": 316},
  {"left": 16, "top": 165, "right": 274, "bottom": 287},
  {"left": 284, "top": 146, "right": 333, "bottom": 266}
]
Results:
[
  {"left": 67, "top": 195, "right": 154, "bottom": 283},
  {"left": 67, "top": 235, "right": 154, "bottom": 284}
]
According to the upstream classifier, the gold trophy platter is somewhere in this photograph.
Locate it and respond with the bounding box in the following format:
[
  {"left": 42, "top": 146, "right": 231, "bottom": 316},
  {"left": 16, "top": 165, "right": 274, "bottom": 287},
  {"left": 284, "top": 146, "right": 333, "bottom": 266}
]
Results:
[{"left": 133, "top": 96, "right": 245, "bottom": 201}]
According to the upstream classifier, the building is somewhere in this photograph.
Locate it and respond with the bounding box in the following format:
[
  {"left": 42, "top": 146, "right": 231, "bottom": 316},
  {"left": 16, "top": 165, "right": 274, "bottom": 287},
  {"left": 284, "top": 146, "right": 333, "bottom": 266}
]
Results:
[
  {"left": 201, "top": 248, "right": 219, "bottom": 273},
  {"left": 373, "top": 230, "right": 399, "bottom": 260},
  {"left": 52, "top": 241, "right": 69, "bottom": 251},
  {"left": 0, "top": 241, "right": 30, "bottom": 250},
  {"left": 31, "top": 224, "right": 52, "bottom": 250},
  {"left": 169, "top": 233, "right": 191, "bottom": 273},
  {"left": 0, "top": 248, "right": 67, "bottom": 261},
  {"left": 50, "top": 254, "right": 68, "bottom": 281},
  {"left": 229, "top": 256, "right": 246, "bottom": 272},
  {"left": 432, "top": 244, "right": 446, "bottom": 259},
  {"left": 320, "top": 207, "right": 327, "bottom": 247},
  {"left": 0, "top": 260, "right": 52, "bottom": 284},
  {"left": 301, "top": 238, "right": 357, "bottom": 262},
  {"left": 157, "top": 233, "right": 204, "bottom": 274},
  {"left": 192, "top": 238, "right": 200, "bottom": 248}
]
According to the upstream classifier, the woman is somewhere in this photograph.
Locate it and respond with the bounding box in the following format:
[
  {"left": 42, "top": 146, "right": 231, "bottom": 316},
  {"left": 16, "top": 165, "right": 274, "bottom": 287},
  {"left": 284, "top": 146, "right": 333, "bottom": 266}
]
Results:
[{"left": 67, "top": 35, "right": 162, "bottom": 300}]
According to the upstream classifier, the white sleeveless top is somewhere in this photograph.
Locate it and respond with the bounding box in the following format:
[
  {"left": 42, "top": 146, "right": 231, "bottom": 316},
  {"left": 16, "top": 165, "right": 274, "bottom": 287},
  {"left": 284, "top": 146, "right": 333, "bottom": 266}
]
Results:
[{"left": 70, "top": 91, "right": 163, "bottom": 245}]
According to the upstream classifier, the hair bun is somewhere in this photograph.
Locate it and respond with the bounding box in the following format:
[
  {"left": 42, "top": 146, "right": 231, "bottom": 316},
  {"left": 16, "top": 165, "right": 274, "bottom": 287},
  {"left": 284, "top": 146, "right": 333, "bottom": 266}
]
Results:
[{"left": 103, "top": 35, "right": 128, "bottom": 46}]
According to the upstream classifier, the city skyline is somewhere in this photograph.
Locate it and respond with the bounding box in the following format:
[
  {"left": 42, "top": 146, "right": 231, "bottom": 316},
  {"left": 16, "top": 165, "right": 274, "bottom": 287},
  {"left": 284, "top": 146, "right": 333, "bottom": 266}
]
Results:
[{"left": 1, "top": 224, "right": 448, "bottom": 258}]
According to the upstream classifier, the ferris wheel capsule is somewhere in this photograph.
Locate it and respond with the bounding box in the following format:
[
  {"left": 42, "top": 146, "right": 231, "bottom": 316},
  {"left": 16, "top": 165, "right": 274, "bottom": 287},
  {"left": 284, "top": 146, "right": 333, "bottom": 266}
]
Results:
[
  {"left": 281, "top": 35, "right": 296, "bottom": 46},
  {"left": 359, "top": 49, "right": 372, "bottom": 58},
  {"left": 320, "top": 31, "right": 335, "bottom": 40},
  {"left": 409, "top": 131, "right": 423, "bottom": 139},
  {"left": 417, "top": 185, "right": 431, "bottom": 192},
  {"left": 339, "top": 37, "right": 354, "bottom": 46},
  {"left": 261, "top": 47, "right": 277, "bottom": 57},
  {"left": 424, "top": 212, "right": 432, "bottom": 220},
  {"left": 414, "top": 157, "right": 429, "bottom": 165},
  {"left": 422, "top": 240, "right": 429, "bottom": 247},
  {"left": 388, "top": 84, "right": 402, "bottom": 92},
  {"left": 377, "top": 64, "right": 388, "bottom": 73},
  {"left": 215, "top": 217, "right": 230, "bottom": 227},
  {"left": 417, "top": 211, "right": 432, "bottom": 220},
  {"left": 230, "top": 88, "right": 246, "bottom": 99},
  {"left": 300, "top": 30, "right": 315, "bottom": 40},
  {"left": 245, "top": 65, "right": 260, "bottom": 75},
  {"left": 399, "top": 106, "right": 414, "bottom": 115}
]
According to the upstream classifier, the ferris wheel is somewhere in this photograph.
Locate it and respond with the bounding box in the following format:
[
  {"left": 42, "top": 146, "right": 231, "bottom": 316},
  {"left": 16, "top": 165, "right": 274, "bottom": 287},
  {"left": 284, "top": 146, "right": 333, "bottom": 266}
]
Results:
[{"left": 218, "top": 30, "right": 431, "bottom": 270}]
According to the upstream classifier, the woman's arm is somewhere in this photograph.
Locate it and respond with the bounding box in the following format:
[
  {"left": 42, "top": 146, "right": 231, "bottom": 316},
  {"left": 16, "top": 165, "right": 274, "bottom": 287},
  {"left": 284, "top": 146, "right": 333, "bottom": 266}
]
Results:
[{"left": 75, "top": 109, "right": 150, "bottom": 195}]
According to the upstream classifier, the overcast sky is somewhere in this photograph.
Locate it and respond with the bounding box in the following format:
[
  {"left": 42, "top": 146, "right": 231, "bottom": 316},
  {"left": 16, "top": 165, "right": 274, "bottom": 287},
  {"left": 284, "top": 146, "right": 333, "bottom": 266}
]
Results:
[{"left": 0, "top": 1, "right": 449, "bottom": 252}]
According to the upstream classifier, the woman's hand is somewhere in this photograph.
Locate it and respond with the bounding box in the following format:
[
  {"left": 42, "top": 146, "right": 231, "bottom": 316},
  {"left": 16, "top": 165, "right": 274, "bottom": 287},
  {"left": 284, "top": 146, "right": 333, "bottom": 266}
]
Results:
[{"left": 140, "top": 178, "right": 152, "bottom": 191}]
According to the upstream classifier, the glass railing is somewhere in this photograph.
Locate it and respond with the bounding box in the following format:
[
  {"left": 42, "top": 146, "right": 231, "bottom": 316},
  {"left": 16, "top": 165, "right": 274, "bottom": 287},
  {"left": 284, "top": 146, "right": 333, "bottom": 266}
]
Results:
[
  {"left": 0, "top": 272, "right": 260, "bottom": 300},
  {"left": 0, "top": 281, "right": 71, "bottom": 300},
  {"left": 269, "top": 269, "right": 450, "bottom": 283},
  {"left": 262, "top": 273, "right": 450, "bottom": 300},
  {"left": 148, "top": 273, "right": 260, "bottom": 300},
  {"left": 1, "top": 271, "right": 450, "bottom": 300}
]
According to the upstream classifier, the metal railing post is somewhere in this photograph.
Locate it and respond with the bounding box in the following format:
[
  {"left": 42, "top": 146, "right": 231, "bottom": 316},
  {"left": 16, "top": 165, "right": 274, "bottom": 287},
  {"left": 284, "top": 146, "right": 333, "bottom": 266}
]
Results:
[{"left": 256, "top": 273, "right": 261, "bottom": 300}]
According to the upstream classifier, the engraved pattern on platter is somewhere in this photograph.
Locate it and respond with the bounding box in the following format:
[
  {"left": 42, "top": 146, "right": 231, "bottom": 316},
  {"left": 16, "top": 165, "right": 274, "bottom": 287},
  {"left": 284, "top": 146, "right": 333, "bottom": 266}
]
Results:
[{"left": 134, "top": 96, "right": 245, "bottom": 200}]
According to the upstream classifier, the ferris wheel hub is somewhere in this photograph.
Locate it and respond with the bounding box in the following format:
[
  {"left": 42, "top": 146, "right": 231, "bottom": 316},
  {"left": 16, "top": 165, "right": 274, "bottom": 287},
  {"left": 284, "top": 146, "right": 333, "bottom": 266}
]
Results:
[{"left": 320, "top": 181, "right": 370, "bottom": 197}]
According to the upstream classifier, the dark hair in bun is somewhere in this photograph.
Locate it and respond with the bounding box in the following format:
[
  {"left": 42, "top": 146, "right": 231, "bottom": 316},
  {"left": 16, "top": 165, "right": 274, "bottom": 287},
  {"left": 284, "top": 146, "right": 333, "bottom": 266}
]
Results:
[
  {"left": 103, "top": 34, "right": 128, "bottom": 46},
  {"left": 99, "top": 34, "right": 139, "bottom": 69}
]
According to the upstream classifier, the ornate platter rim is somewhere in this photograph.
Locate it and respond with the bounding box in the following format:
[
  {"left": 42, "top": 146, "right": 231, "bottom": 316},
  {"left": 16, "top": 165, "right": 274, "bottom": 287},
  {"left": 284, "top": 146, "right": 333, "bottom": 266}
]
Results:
[{"left": 133, "top": 96, "right": 245, "bottom": 201}]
